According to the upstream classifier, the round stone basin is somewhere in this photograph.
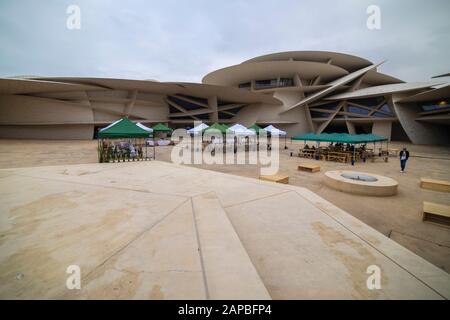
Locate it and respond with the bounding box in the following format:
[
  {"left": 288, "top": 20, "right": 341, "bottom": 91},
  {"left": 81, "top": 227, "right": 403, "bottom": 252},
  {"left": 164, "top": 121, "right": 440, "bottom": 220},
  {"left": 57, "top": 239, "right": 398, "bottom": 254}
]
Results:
[
  {"left": 341, "top": 173, "right": 378, "bottom": 182},
  {"left": 325, "top": 170, "right": 398, "bottom": 196}
]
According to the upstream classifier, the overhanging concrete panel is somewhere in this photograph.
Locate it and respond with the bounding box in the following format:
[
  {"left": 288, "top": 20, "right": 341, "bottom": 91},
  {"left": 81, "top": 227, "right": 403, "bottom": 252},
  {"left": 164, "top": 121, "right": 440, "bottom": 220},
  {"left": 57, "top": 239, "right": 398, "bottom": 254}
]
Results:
[
  {"left": 391, "top": 94, "right": 448, "bottom": 145},
  {"left": 202, "top": 61, "right": 349, "bottom": 86},
  {"left": 327, "top": 82, "right": 443, "bottom": 100}
]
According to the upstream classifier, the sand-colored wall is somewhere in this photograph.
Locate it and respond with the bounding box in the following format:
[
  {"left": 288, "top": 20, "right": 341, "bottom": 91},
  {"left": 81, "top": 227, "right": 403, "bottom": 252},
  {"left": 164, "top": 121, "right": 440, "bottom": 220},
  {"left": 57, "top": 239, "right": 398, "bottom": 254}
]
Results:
[
  {"left": 0, "top": 125, "right": 94, "bottom": 139},
  {"left": 0, "top": 94, "right": 94, "bottom": 124},
  {"left": 233, "top": 91, "right": 312, "bottom": 136},
  {"left": 372, "top": 121, "right": 392, "bottom": 141}
]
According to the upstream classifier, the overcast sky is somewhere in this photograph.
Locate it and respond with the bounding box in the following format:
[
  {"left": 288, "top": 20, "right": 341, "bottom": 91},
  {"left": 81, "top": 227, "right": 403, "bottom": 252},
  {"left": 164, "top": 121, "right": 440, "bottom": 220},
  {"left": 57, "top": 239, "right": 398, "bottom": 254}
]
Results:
[{"left": 0, "top": 0, "right": 449, "bottom": 82}]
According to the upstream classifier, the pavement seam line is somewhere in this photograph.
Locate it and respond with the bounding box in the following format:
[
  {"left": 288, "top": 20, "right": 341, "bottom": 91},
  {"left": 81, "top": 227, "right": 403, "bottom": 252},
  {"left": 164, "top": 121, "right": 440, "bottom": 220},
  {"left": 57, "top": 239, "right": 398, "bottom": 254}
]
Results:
[
  {"left": 14, "top": 172, "right": 189, "bottom": 199},
  {"left": 390, "top": 229, "right": 450, "bottom": 249},
  {"left": 223, "top": 190, "right": 292, "bottom": 209},
  {"left": 82, "top": 198, "right": 191, "bottom": 283},
  {"left": 190, "top": 197, "right": 210, "bottom": 300}
]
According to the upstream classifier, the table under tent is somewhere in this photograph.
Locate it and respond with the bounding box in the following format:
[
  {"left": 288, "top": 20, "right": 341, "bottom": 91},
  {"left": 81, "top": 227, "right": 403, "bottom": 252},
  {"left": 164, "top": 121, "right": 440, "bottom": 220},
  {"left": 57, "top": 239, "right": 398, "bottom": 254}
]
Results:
[
  {"left": 97, "top": 118, "right": 155, "bottom": 163},
  {"left": 150, "top": 123, "right": 173, "bottom": 146},
  {"left": 290, "top": 133, "right": 389, "bottom": 165},
  {"left": 197, "top": 123, "right": 257, "bottom": 154},
  {"left": 227, "top": 124, "right": 257, "bottom": 152}
]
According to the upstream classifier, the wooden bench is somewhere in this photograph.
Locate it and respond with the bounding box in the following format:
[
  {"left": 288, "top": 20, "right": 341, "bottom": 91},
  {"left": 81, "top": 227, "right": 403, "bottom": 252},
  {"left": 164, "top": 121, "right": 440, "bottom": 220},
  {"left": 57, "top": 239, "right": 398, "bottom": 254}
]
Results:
[
  {"left": 298, "top": 163, "right": 320, "bottom": 173},
  {"left": 299, "top": 150, "right": 315, "bottom": 159},
  {"left": 423, "top": 202, "right": 450, "bottom": 227},
  {"left": 259, "top": 174, "right": 289, "bottom": 184},
  {"left": 327, "top": 154, "right": 347, "bottom": 163},
  {"left": 420, "top": 178, "right": 450, "bottom": 193}
]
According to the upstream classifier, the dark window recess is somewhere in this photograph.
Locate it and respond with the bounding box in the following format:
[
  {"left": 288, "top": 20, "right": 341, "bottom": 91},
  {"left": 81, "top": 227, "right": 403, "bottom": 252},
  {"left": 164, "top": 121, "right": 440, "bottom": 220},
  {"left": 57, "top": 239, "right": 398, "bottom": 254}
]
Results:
[
  {"left": 310, "top": 111, "right": 329, "bottom": 118},
  {"left": 218, "top": 100, "right": 233, "bottom": 106},
  {"left": 254, "top": 79, "right": 278, "bottom": 89},
  {"left": 348, "top": 106, "right": 370, "bottom": 115},
  {"left": 196, "top": 113, "right": 210, "bottom": 120},
  {"left": 169, "top": 105, "right": 180, "bottom": 114},
  {"left": 349, "top": 97, "right": 385, "bottom": 107},
  {"left": 279, "top": 78, "right": 294, "bottom": 87},
  {"left": 93, "top": 126, "right": 103, "bottom": 139},
  {"left": 168, "top": 96, "right": 204, "bottom": 111},
  {"left": 323, "top": 124, "right": 348, "bottom": 133},
  {"left": 373, "top": 112, "right": 390, "bottom": 118},
  {"left": 218, "top": 112, "right": 234, "bottom": 119},
  {"left": 226, "top": 107, "right": 243, "bottom": 114},
  {"left": 169, "top": 116, "right": 194, "bottom": 120},
  {"left": 176, "top": 94, "right": 208, "bottom": 105},
  {"left": 238, "top": 82, "right": 251, "bottom": 90},
  {"left": 380, "top": 104, "right": 392, "bottom": 114},
  {"left": 318, "top": 103, "right": 339, "bottom": 110},
  {"left": 421, "top": 100, "right": 450, "bottom": 112},
  {"left": 253, "top": 78, "right": 294, "bottom": 90}
]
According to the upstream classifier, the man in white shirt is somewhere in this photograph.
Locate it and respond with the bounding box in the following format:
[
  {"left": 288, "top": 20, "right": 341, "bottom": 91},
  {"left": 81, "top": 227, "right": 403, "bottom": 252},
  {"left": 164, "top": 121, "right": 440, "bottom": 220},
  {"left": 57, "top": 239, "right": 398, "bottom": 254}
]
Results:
[{"left": 399, "top": 147, "right": 410, "bottom": 173}]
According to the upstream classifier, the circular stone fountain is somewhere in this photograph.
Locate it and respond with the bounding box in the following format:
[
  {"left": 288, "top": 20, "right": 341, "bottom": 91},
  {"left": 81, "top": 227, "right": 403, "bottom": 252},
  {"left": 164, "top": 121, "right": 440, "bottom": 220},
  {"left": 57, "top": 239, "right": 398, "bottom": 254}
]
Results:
[{"left": 324, "top": 170, "right": 398, "bottom": 196}]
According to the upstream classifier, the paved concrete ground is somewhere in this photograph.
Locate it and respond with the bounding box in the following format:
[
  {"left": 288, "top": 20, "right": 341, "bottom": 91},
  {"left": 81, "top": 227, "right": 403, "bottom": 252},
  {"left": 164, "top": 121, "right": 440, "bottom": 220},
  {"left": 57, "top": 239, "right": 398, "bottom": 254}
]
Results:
[{"left": 0, "top": 161, "right": 449, "bottom": 299}]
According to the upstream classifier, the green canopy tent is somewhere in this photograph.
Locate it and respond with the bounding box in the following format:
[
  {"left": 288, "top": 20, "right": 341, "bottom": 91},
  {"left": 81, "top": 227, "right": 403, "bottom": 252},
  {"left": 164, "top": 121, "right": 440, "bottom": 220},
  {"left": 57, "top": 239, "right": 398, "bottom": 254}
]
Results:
[
  {"left": 152, "top": 123, "right": 173, "bottom": 133},
  {"left": 248, "top": 124, "right": 267, "bottom": 135},
  {"left": 98, "top": 118, "right": 152, "bottom": 139},
  {"left": 152, "top": 123, "right": 173, "bottom": 142},
  {"left": 202, "top": 122, "right": 228, "bottom": 134},
  {"left": 97, "top": 118, "right": 154, "bottom": 163},
  {"left": 291, "top": 133, "right": 387, "bottom": 144},
  {"left": 291, "top": 133, "right": 389, "bottom": 165}
]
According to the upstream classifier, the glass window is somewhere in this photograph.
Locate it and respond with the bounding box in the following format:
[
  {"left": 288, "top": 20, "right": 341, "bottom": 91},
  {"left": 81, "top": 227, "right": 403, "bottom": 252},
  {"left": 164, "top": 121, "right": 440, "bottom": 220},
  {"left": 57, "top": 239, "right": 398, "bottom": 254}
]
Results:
[
  {"left": 348, "top": 106, "right": 369, "bottom": 115},
  {"left": 380, "top": 104, "right": 392, "bottom": 114},
  {"left": 319, "top": 103, "right": 339, "bottom": 110},
  {"left": 238, "top": 82, "right": 251, "bottom": 90},
  {"left": 255, "top": 79, "right": 278, "bottom": 89},
  {"left": 373, "top": 112, "right": 390, "bottom": 118},
  {"left": 421, "top": 100, "right": 449, "bottom": 112},
  {"left": 279, "top": 78, "right": 294, "bottom": 87}
]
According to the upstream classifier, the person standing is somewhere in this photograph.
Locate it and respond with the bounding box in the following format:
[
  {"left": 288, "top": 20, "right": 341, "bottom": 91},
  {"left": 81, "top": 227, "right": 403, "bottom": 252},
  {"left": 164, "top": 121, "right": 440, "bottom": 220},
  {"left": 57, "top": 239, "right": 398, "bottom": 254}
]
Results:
[{"left": 399, "top": 147, "right": 410, "bottom": 173}]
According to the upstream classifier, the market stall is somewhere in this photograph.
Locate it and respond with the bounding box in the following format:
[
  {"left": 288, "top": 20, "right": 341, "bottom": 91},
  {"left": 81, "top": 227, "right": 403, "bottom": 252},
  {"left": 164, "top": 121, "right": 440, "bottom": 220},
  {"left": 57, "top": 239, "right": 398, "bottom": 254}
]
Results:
[{"left": 97, "top": 118, "right": 155, "bottom": 163}]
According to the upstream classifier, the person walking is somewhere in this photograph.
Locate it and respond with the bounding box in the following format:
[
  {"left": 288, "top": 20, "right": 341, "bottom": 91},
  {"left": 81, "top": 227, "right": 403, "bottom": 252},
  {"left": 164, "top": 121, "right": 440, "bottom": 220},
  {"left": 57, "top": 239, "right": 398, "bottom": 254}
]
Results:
[{"left": 399, "top": 147, "right": 410, "bottom": 173}]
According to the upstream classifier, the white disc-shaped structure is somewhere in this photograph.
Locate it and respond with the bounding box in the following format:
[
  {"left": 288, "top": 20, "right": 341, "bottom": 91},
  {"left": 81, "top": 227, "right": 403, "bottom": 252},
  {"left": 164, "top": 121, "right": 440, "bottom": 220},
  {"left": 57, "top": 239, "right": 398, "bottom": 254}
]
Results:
[{"left": 324, "top": 170, "right": 398, "bottom": 196}]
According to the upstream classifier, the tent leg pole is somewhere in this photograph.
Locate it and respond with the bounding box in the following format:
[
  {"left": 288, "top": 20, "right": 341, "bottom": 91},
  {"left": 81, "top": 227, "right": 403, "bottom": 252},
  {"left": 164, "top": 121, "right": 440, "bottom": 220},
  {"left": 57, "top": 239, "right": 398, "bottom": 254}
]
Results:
[{"left": 352, "top": 145, "right": 356, "bottom": 166}]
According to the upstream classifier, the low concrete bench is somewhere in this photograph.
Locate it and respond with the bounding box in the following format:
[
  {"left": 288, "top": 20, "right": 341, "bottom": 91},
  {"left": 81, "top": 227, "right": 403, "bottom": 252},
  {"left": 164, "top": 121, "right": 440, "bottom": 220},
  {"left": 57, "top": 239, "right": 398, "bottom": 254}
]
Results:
[
  {"left": 420, "top": 178, "right": 450, "bottom": 193},
  {"left": 259, "top": 174, "right": 289, "bottom": 184},
  {"left": 388, "top": 149, "right": 399, "bottom": 157},
  {"left": 423, "top": 201, "right": 450, "bottom": 228},
  {"left": 298, "top": 163, "right": 320, "bottom": 173}
]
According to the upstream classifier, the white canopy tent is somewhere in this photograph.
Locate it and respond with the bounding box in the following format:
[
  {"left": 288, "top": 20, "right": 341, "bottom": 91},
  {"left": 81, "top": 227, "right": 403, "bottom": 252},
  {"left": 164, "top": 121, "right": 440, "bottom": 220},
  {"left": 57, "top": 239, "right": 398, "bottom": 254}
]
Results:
[
  {"left": 227, "top": 124, "right": 256, "bottom": 136},
  {"left": 188, "top": 123, "right": 209, "bottom": 134},
  {"left": 227, "top": 124, "right": 256, "bottom": 146},
  {"left": 264, "top": 125, "right": 287, "bottom": 136},
  {"left": 264, "top": 125, "right": 288, "bottom": 149}
]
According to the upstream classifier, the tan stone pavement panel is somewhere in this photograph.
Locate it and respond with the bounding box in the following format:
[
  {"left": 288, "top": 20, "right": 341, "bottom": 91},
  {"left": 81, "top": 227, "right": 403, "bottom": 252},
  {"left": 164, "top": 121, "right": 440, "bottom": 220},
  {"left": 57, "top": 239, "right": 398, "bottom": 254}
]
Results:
[
  {"left": 0, "top": 173, "right": 190, "bottom": 299},
  {"left": 66, "top": 200, "right": 206, "bottom": 300}
]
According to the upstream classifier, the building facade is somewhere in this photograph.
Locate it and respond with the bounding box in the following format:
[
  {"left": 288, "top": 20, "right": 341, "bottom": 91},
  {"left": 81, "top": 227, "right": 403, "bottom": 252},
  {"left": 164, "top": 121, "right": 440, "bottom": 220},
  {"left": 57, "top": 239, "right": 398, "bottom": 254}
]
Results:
[{"left": 1, "top": 51, "right": 449, "bottom": 144}]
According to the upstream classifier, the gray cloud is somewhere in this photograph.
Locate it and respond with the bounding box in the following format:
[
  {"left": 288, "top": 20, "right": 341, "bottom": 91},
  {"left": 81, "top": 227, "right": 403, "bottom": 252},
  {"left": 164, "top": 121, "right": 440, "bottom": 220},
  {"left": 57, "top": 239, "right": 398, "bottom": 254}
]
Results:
[{"left": 0, "top": 0, "right": 449, "bottom": 82}]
